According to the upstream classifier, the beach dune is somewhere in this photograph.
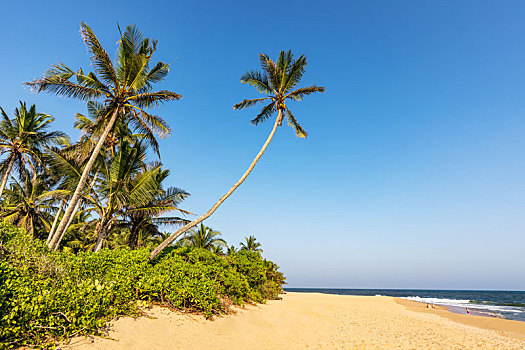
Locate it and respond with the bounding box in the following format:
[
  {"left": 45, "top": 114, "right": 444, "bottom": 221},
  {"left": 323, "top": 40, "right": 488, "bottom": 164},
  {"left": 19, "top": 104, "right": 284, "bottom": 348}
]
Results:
[{"left": 66, "top": 292, "right": 525, "bottom": 349}]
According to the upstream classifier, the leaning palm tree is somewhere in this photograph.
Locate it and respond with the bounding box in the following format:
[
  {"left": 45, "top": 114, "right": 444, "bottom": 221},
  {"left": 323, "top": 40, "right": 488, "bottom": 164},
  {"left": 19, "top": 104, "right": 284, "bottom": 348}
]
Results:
[
  {"left": 179, "top": 223, "right": 226, "bottom": 252},
  {"left": 25, "top": 22, "right": 181, "bottom": 250},
  {"left": 0, "top": 102, "right": 67, "bottom": 198},
  {"left": 150, "top": 50, "right": 324, "bottom": 260},
  {"left": 240, "top": 235, "right": 263, "bottom": 253}
]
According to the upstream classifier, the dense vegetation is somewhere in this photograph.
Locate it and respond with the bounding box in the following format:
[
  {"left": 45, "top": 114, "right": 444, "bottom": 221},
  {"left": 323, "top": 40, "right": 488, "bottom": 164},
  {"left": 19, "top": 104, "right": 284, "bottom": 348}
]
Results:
[
  {"left": 0, "top": 21, "right": 323, "bottom": 348},
  {"left": 0, "top": 221, "right": 285, "bottom": 348}
]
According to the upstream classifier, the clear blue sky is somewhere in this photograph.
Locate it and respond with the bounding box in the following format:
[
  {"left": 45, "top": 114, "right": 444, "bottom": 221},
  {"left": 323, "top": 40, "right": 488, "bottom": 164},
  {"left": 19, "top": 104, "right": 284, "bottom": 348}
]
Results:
[{"left": 1, "top": 0, "right": 524, "bottom": 290}]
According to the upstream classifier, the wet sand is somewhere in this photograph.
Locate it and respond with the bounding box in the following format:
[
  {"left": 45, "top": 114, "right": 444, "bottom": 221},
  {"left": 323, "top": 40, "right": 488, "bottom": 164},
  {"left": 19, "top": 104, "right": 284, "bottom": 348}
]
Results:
[{"left": 64, "top": 292, "right": 525, "bottom": 349}]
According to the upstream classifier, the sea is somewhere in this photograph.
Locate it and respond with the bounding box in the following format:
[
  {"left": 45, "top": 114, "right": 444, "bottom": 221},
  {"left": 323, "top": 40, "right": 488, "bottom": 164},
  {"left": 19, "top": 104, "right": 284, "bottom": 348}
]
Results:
[{"left": 285, "top": 288, "right": 525, "bottom": 322}]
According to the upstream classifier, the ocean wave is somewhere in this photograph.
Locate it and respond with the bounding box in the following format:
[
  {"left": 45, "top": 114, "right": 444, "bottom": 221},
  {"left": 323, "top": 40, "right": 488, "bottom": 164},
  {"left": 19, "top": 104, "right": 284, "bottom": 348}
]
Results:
[
  {"left": 469, "top": 300, "right": 525, "bottom": 307},
  {"left": 402, "top": 296, "right": 525, "bottom": 314}
]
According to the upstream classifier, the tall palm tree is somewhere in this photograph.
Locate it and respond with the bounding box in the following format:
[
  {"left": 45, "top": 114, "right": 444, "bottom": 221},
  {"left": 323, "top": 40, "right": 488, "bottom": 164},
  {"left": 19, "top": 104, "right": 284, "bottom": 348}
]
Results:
[
  {"left": 179, "top": 223, "right": 226, "bottom": 252},
  {"left": 26, "top": 23, "right": 181, "bottom": 250},
  {"left": 240, "top": 235, "right": 263, "bottom": 253},
  {"left": 0, "top": 102, "right": 67, "bottom": 198},
  {"left": 150, "top": 50, "right": 324, "bottom": 260}
]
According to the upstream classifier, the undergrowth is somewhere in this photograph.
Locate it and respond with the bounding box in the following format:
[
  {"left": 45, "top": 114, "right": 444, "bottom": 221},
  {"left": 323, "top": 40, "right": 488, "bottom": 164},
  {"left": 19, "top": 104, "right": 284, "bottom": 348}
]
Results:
[{"left": 0, "top": 222, "right": 285, "bottom": 348}]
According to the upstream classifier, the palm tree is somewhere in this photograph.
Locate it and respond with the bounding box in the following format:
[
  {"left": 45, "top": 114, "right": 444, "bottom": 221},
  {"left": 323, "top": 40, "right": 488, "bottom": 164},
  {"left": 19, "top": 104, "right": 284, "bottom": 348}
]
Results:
[
  {"left": 1, "top": 170, "right": 57, "bottom": 238},
  {"left": 26, "top": 23, "right": 181, "bottom": 250},
  {"left": 87, "top": 140, "right": 162, "bottom": 252},
  {"left": 227, "top": 245, "right": 238, "bottom": 256},
  {"left": 210, "top": 244, "right": 225, "bottom": 255},
  {"left": 123, "top": 184, "right": 191, "bottom": 249},
  {"left": 45, "top": 144, "right": 101, "bottom": 249},
  {"left": 150, "top": 50, "right": 324, "bottom": 260},
  {"left": 60, "top": 210, "right": 97, "bottom": 253},
  {"left": 240, "top": 235, "right": 263, "bottom": 253},
  {"left": 179, "top": 224, "right": 227, "bottom": 252},
  {"left": 0, "top": 101, "right": 67, "bottom": 198}
]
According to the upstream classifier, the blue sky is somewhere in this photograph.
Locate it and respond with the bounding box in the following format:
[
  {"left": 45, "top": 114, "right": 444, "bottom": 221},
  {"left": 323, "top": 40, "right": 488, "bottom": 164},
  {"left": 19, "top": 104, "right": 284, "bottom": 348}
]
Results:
[{"left": 1, "top": 0, "right": 525, "bottom": 289}]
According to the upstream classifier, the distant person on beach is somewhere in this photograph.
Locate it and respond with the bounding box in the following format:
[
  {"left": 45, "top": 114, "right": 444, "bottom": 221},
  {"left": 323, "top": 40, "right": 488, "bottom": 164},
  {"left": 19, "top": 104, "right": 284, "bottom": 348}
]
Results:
[{"left": 466, "top": 308, "right": 470, "bottom": 315}]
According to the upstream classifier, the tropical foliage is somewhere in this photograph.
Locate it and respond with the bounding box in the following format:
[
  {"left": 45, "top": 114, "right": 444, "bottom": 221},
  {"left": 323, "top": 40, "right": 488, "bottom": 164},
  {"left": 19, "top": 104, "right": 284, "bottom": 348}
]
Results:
[
  {"left": 26, "top": 22, "right": 181, "bottom": 250},
  {"left": 180, "top": 224, "right": 226, "bottom": 251},
  {"left": 0, "top": 222, "right": 284, "bottom": 349},
  {"left": 0, "top": 21, "right": 324, "bottom": 348},
  {"left": 240, "top": 235, "right": 263, "bottom": 253},
  {"left": 0, "top": 102, "right": 67, "bottom": 198}
]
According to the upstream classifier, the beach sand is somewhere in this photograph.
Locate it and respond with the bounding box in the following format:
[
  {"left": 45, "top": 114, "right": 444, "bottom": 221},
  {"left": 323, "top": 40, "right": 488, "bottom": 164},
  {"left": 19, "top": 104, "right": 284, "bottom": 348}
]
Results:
[{"left": 64, "top": 292, "right": 525, "bottom": 349}]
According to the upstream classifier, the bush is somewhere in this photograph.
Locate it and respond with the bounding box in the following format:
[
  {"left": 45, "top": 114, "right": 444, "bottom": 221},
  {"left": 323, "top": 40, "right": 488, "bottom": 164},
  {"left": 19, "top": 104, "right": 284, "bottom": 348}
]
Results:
[{"left": 0, "top": 222, "right": 285, "bottom": 348}]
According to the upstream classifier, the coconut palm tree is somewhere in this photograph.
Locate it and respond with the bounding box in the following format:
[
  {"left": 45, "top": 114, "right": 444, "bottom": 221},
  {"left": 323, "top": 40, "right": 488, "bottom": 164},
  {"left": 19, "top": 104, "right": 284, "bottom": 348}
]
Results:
[
  {"left": 240, "top": 235, "right": 263, "bottom": 253},
  {"left": 45, "top": 144, "right": 102, "bottom": 249},
  {"left": 1, "top": 170, "right": 58, "bottom": 238},
  {"left": 150, "top": 50, "right": 324, "bottom": 260},
  {"left": 0, "top": 102, "right": 67, "bottom": 198},
  {"left": 179, "top": 224, "right": 226, "bottom": 252},
  {"left": 87, "top": 140, "right": 162, "bottom": 252},
  {"left": 26, "top": 23, "right": 181, "bottom": 250},
  {"left": 122, "top": 184, "right": 191, "bottom": 249},
  {"left": 60, "top": 210, "right": 98, "bottom": 253},
  {"left": 227, "top": 245, "right": 238, "bottom": 256}
]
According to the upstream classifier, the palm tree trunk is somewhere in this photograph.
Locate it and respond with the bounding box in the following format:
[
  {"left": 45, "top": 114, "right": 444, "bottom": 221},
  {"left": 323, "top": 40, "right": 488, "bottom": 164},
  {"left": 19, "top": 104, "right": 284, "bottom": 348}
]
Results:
[
  {"left": 49, "top": 173, "right": 100, "bottom": 250},
  {"left": 128, "top": 225, "right": 140, "bottom": 249},
  {"left": 94, "top": 219, "right": 110, "bottom": 253},
  {"left": 47, "top": 199, "right": 65, "bottom": 244},
  {"left": 49, "top": 108, "right": 119, "bottom": 250},
  {"left": 0, "top": 156, "right": 15, "bottom": 198},
  {"left": 149, "top": 110, "right": 283, "bottom": 260}
]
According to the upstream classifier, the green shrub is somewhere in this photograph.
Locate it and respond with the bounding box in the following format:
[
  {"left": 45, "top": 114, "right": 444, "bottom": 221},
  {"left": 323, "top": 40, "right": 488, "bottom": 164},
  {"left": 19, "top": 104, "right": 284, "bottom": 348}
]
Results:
[{"left": 0, "top": 221, "right": 285, "bottom": 348}]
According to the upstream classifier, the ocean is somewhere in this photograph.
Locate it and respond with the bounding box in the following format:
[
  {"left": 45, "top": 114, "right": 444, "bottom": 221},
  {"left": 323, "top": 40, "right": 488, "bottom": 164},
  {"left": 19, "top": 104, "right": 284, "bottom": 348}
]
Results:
[{"left": 285, "top": 289, "right": 525, "bottom": 322}]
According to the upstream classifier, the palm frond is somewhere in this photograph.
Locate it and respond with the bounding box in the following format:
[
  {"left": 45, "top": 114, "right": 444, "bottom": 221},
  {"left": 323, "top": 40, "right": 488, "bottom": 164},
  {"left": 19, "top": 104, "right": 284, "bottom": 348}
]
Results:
[
  {"left": 240, "top": 71, "right": 273, "bottom": 94},
  {"left": 126, "top": 90, "right": 182, "bottom": 108},
  {"left": 286, "top": 85, "right": 325, "bottom": 101},
  {"left": 25, "top": 76, "right": 106, "bottom": 101},
  {"left": 251, "top": 102, "right": 276, "bottom": 126},
  {"left": 285, "top": 107, "right": 307, "bottom": 138},
  {"left": 80, "top": 22, "right": 119, "bottom": 87},
  {"left": 282, "top": 54, "right": 307, "bottom": 92},
  {"left": 233, "top": 97, "right": 270, "bottom": 110},
  {"left": 128, "top": 105, "right": 171, "bottom": 138}
]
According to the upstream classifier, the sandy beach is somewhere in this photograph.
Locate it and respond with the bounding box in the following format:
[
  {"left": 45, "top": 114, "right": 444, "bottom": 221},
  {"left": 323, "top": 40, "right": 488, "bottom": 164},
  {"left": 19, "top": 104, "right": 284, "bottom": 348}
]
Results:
[{"left": 64, "top": 292, "right": 525, "bottom": 350}]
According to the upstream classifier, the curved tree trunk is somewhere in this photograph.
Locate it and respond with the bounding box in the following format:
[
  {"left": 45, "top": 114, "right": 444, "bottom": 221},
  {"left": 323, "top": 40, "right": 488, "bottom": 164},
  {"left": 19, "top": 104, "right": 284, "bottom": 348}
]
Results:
[
  {"left": 0, "top": 156, "right": 15, "bottom": 198},
  {"left": 47, "top": 199, "right": 65, "bottom": 244},
  {"left": 149, "top": 110, "right": 283, "bottom": 261},
  {"left": 49, "top": 108, "right": 120, "bottom": 250},
  {"left": 49, "top": 173, "right": 100, "bottom": 250}
]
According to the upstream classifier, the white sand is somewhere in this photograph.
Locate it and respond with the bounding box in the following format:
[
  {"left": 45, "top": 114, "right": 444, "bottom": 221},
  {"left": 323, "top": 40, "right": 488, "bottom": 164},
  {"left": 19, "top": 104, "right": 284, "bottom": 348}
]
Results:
[{"left": 64, "top": 292, "right": 525, "bottom": 349}]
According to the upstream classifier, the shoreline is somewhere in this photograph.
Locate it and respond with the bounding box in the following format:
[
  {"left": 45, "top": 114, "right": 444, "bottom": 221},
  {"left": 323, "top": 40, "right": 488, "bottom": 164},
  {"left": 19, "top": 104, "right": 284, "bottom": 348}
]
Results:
[
  {"left": 395, "top": 297, "right": 525, "bottom": 341},
  {"left": 65, "top": 292, "right": 525, "bottom": 349}
]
